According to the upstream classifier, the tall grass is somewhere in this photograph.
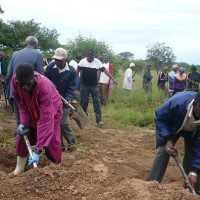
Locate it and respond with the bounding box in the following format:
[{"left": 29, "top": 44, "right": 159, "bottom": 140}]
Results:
[{"left": 102, "top": 69, "right": 167, "bottom": 130}]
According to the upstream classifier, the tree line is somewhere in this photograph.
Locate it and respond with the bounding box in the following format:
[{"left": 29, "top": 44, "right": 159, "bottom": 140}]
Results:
[{"left": 0, "top": 18, "right": 197, "bottom": 74}]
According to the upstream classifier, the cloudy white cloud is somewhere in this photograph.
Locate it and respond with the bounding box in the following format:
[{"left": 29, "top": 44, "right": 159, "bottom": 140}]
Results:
[{"left": 1, "top": 0, "right": 200, "bottom": 64}]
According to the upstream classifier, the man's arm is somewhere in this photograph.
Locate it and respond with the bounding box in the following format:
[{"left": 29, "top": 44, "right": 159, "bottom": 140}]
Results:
[
  {"left": 76, "top": 66, "right": 81, "bottom": 76},
  {"left": 64, "top": 69, "right": 76, "bottom": 101},
  {"left": 154, "top": 96, "right": 185, "bottom": 148}
]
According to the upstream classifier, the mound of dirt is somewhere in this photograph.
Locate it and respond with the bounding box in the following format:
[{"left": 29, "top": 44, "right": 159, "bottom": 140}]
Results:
[{"left": 0, "top": 100, "right": 198, "bottom": 199}]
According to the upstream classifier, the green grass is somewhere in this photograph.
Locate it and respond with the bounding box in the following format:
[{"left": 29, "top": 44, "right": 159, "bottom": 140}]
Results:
[
  {"left": 67, "top": 142, "right": 86, "bottom": 151},
  {"left": 101, "top": 69, "right": 167, "bottom": 130}
]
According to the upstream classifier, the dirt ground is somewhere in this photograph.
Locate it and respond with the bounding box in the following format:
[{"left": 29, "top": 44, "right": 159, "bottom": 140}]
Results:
[{"left": 0, "top": 99, "right": 199, "bottom": 200}]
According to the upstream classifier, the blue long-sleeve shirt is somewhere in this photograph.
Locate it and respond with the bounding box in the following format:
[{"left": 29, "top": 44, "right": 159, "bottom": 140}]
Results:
[
  {"left": 155, "top": 91, "right": 200, "bottom": 170},
  {"left": 45, "top": 61, "right": 76, "bottom": 101},
  {"left": 6, "top": 46, "right": 44, "bottom": 99}
]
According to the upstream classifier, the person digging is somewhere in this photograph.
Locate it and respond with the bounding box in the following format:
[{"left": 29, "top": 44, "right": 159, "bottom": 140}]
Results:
[
  {"left": 147, "top": 90, "right": 200, "bottom": 194},
  {"left": 11, "top": 63, "right": 63, "bottom": 175}
]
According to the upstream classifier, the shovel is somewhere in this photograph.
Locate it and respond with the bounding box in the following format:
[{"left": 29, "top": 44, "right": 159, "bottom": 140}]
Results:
[
  {"left": 23, "top": 135, "right": 37, "bottom": 168},
  {"left": 167, "top": 149, "right": 196, "bottom": 195},
  {"left": 60, "top": 95, "right": 89, "bottom": 129}
]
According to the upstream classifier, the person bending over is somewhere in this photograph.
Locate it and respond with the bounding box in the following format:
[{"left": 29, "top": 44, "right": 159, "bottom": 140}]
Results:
[{"left": 12, "top": 63, "right": 63, "bottom": 175}]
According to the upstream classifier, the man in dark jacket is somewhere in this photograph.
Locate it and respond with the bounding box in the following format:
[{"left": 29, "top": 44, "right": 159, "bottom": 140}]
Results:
[
  {"left": 187, "top": 65, "right": 200, "bottom": 92},
  {"left": 147, "top": 91, "right": 200, "bottom": 194},
  {"left": 157, "top": 66, "right": 168, "bottom": 94},
  {"left": 143, "top": 64, "right": 153, "bottom": 92},
  {"left": 45, "top": 48, "right": 77, "bottom": 151}
]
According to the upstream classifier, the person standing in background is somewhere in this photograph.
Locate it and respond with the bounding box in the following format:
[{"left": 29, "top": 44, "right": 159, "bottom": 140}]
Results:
[
  {"left": 168, "top": 64, "right": 179, "bottom": 90},
  {"left": 123, "top": 63, "right": 135, "bottom": 91},
  {"left": 0, "top": 52, "right": 8, "bottom": 77},
  {"left": 99, "top": 56, "right": 114, "bottom": 105},
  {"left": 69, "top": 55, "right": 82, "bottom": 102},
  {"left": 77, "top": 49, "right": 117, "bottom": 126},
  {"left": 173, "top": 67, "right": 187, "bottom": 95},
  {"left": 157, "top": 66, "right": 168, "bottom": 95},
  {"left": 69, "top": 55, "right": 82, "bottom": 91},
  {"left": 187, "top": 65, "right": 200, "bottom": 92},
  {"left": 143, "top": 64, "right": 153, "bottom": 92}
]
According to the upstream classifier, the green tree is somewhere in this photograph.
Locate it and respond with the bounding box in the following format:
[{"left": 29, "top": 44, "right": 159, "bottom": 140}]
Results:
[
  {"left": 64, "top": 33, "right": 115, "bottom": 61},
  {"left": 146, "top": 42, "right": 176, "bottom": 74},
  {"left": 117, "top": 51, "right": 134, "bottom": 60},
  {"left": 0, "top": 19, "right": 60, "bottom": 52}
]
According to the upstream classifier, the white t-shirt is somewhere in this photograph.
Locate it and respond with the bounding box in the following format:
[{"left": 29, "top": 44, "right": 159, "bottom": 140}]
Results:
[
  {"left": 78, "top": 58, "right": 104, "bottom": 87},
  {"left": 79, "top": 58, "right": 103, "bottom": 69},
  {"left": 99, "top": 62, "right": 110, "bottom": 84},
  {"left": 123, "top": 68, "right": 133, "bottom": 90},
  {"left": 69, "top": 60, "right": 78, "bottom": 70}
]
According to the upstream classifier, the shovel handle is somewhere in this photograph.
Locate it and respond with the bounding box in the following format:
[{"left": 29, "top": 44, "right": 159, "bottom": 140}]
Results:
[
  {"left": 60, "top": 95, "right": 76, "bottom": 111},
  {"left": 174, "top": 156, "right": 196, "bottom": 194},
  {"left": 23, "top": 135, "right": 37, "bottom": 168},
  {"left": 169, "top": 152, "right": 196, "bottom": 195}
]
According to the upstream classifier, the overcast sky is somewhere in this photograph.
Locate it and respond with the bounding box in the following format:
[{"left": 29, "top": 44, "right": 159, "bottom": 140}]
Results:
[{"left": 1, "top": 0, "right": 200, "bottom": 64}]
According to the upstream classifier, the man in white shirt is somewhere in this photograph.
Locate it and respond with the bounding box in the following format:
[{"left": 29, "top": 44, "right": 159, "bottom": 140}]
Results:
[
  {"left": 168, "top": 64, "right": 179, "bottom": 90},
  {"left": 69, "top": 55, "right": 82, "bottom": 101},
  {"left": 99, "top": 56, "right": 114, "bottom": 105},
  {"left": 123, "top": 63, "right": 135, "bottom": 91}
]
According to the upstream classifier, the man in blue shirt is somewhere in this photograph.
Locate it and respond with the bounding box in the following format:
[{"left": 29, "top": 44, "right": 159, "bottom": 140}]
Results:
[
  {"left": 45, "top": 48, "right": 77, "bottom": 151},
  {"left": 5, "top": 36, "right": 44, "bottom": 143},
  {"left": 147, "top": 91, "right": 200, "bottom": 194}
]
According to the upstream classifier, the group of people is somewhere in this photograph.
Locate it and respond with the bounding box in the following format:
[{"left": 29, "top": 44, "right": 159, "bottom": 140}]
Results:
[
  {"left": 158, "top": 64, "right": 200, "bottom": 95},
  {"left": 1, "top": 35, "right": 200, "bottom": 195},
  {"left": 0, "top": 36, "right": 117, "bottom": 175},
  {"left": 123, "top": 61, "right": 200, "bottom": 99}
]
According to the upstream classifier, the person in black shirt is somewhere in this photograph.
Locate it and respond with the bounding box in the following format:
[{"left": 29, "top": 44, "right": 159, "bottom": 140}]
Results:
[
  {"left": 187, "top": 65, "right": 200, "bottom": 92},
  {"left": 157, "top": 66, "right": 168, "bottom": 95},
  {"left": 77, "top": 49, "right": 117, "bottom": 126}
]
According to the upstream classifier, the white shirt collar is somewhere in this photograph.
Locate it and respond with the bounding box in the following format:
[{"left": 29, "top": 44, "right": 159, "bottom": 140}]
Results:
[
  {"left": 53, "top": 63, "right": 70, "bottom": 73},
  {"left": 187, "top": 99, "right": 200, "bottom": 124},
  {"left": 187, "top": 99, "right": 194, "bottom": 118}
]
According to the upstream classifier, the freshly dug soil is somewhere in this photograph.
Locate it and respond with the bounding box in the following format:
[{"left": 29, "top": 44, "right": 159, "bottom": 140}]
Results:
[{"left": 0, "top": 99, "right": 198, "bottom": 200}]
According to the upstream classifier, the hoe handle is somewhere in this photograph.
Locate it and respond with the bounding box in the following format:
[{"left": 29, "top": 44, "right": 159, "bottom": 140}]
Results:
[
  {"left": 168, "top": 149, "right": 196, "bottom": 195},
  {"left": 23, "top": 135, "right": 37, "bottom": 168}
]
